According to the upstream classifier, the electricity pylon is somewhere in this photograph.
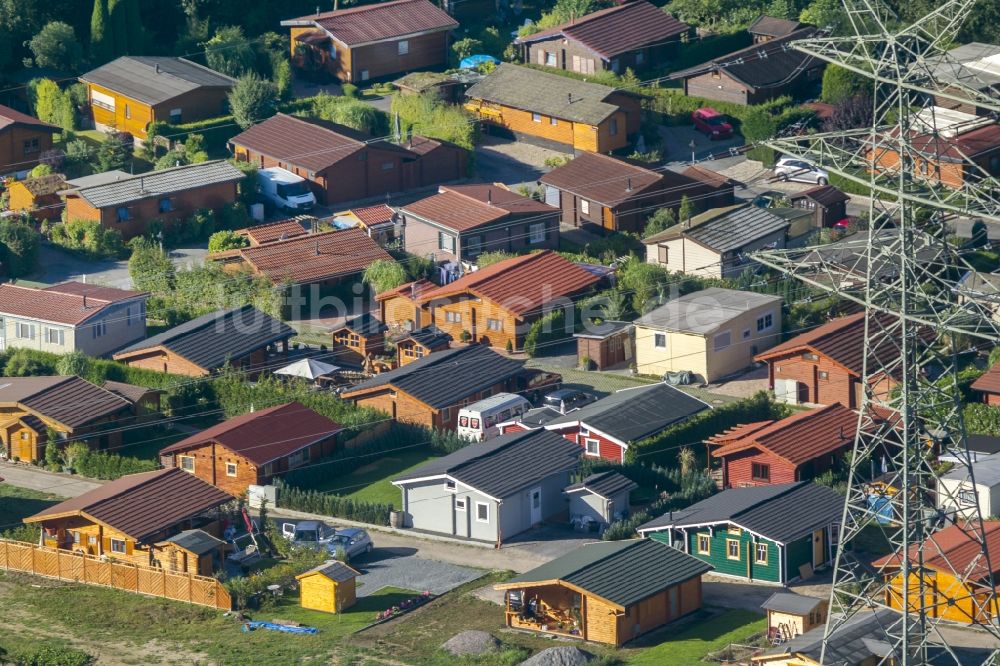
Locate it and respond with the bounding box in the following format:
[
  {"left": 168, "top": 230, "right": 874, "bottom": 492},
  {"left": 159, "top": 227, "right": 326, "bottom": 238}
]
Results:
[{"left": 752, "top": 0, "right": 1000, "bottom": 662}]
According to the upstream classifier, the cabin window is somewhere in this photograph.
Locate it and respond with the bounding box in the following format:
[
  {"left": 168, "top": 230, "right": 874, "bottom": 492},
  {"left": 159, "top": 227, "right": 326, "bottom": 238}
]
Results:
[
  {"left": 487, "top": 318, "right": 502, "bottom": 332},
  {"left": 288, "top": 448, "right": 310, "bottom": 468},
  {"left": 819, "top": 371, "right": 829, "bottom": 380},
  {"left": 636, "top": 51, "right": 645, "bottom": 65},
  {"left": 726, "top": 538, "right": 740, "bottom": 560},
  {"left": 713, "top": 331, "right": 731, "bottom": 351},
  {"left": 381, "top": 161, "right": 395, "bottom": 171},
  {"left": 584, "top": 438, "right": 600, "bottom": 457},
  {"left": 475, "top": 502, "right": 489, "bottom": 523},
  {"left": 696, "top": 534, "right": 710, "bottom": 555},
  {"left": 23, "top": 138, "right": 39, "bottom": 155},
  {"left": 110, "top": 538, "right": 127, "bottom": 554},
  {"left": 455, "top": 498, "right": 467, "bottom": 511},
  {"left": 159, "top": 198, "right": 173, "bottom": 213},
  {"left": 226, "top": 462, "right": 237, "bottom": 477},
  {"left": 117, "top": 207, "right": 130, "bottom": 222},
  {"left": 580, "top": 199, "right": 590, "bottom": 215},
  {"left": 712, "top": 70, "right": 721, "bottom": 79},
  {"left": 755, "top": 542, "right": 768, "bottom": 564},
  {"left": 609, "top": 118, "right": 619, "bottom": 136},
  {"left": 532, "top": 112, "right": 542, "bottom": 123},
  {"left": 444, "top": 479, "right": 457, "bottom": 492},
  {"left": 743, "top": 329, "right": 751, "bottom": 339},
  {"left": 545, "top": 51, "right": 557, "bottom": 67},
  {"left": 20, "top": 432, "right": 28, "bottom": 440},
  {"left": 124, "top": 103, "right": 131, "bottom": 119},
  {"left": 45, "top": 328, "right": 64, "bottom": 346},
  {"left": 15, "top": 322, "right": 35, "bottom": 339},
  {"left": 654, "top": 333, "right": 666, "bottom": 349},
  {"left": 398, "top": 40, "right": 409, "bottom": 55},
  {"left": 438, "top": 232, "right": 456, "bottom": 253},
  {"left": 360, "top": 70, "right": 370, "bottom": 81},
  {"left": 92, "top": 321, "right": 107, "bottom": 339},
  {"left": 179, "top": 455, "right": 195, "bottom": 472},
  {"left": 550, "top": 117, "right": 558, "bottom": 126},
  {"left": 728, "top": 525, "right": 741, "bottom": 535},
  {"left": 802, "top": 352, "right": 819, "bottom": 361},
  {"left": 959, "top": 488, "right": 977, "bottom": 505},
  {"left": 445, "top": 311, "right": 461, "bottom": 323},
  {"left": 756, "top": 313, "right": 774, "bottom": 332},
  {"left": 657, "top": 245, "right": 668, "bottom": 264},
  {"left": 169, "top": 108, "right": 182, "bottom": 123},
  {"left": 466, "top": 235, "right": 482, "bottom": 256},
  {"left": 528, "top": 222, "right": 547, "bottom": 244},
  {"left": 91, "top": 89, "right": 115, "bottom": 111},
  {"left": 752, "top": 462, "right": 770, "bottom": 481}
]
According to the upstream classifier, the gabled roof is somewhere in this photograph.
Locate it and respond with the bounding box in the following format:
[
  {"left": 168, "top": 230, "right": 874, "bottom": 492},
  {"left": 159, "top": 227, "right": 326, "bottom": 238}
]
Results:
[
  {"left": 972, "top": 360, "right": 1000, "bottom": 395},
  {"left": 160, "top": 401, "right": 343, "bottom": 466},
  {"left": 539, "top": 152, "right": 665, "bottom": 207},
  {"left": 754, "top": 313, "right": 877, "bottom": 376},
  {"left": 234, "top": 228, "right": 393, "bottom": 285},
  {"left": 281, "top": 0, "right": 457, "bottom": 47},
  {"left": 747, "top": 15, "right": 805, "bottom": 37},
  {"left": 13, "top": 173, "right": 66, "bottom": 197},
  {"left": 644, "top": 204, "right": 789, "bottom": 253},
  {"left": 672, "top": 28, "right": 818, "bottom": 91},
  {"left": 229, "top": 114, "right": 420, "bottom": 174},
  {"left": 709, "top": 404, "right": 857, "bottom": 466},
  {"left": 943, "top": 455, "right": 1000, "bottom": 487},
  {"left": 546, "top": 383, "right": 710, "bottom": 446},
  {"left": 0, "top": 281, "right": 147, "bottom": 326},
  {"left": 393, "top": 428, "right": 581, "bottom": 499},
  {"left": 873, "top": 521, "right": 1000, "bottom": 583},
  {"left": 681, "top": 164, "right": 735, "bottom": 189},
  {"left": 789, "top": 184, "right": 850, "bottom": 208},
  {"left": 0, "top": 104, "right": 59, "bottom": 133},
  {"left": 0, "top": 375, "right": 133, "bottom": 429},
  {"left": 238, "top": 219, "right": 308, "bottom": 245},
  {"left": 335, "top": 311, "right": 388, "bottom": 337},
  {"left": 102, "top": 380, "right": 159, "bottom": 403},
  {"left": 66, "top": 160, "right": 245, "bottom": 209},
  {"left": 402, "top": 184, "right": 556, "bottom": 233},
  {"left": 348, "top": 204, "right": 395, "bottom": 229},
  {"left": 79, "top": 57, "right": 235, "bottom": 106},
  {"left": 564, "top": 471, "right": 638, "bottom": 499},
  {"left": 415, "top": 251, "right": 600, "bottom": 317},
  {"left": 375, "top": 278, "right": 435, "bottom": 303},
  {"left": 396, "top": 326, "right": 451, "bottom": 349},
  {"left": 637, "top": 481, "right": 843, "bottom": 544},
  {"left": 495, "top": 539, "right": 711, "bottom": 609},
  {"left": 342, "top": 344, "right": 525, "bottom": 410},
  {"left": 762, "top": 609, "right": 903, "bottom": 664},
  {"left": 516, "top": 1, "right": 689, "bottom": 59},
  {"left": 761, "top": 591, "right": 824, "bottom": 615},
  {"left": 114, "top": 305, "right": 295, "bottom": 372},
  {"left": 635, "top": 287, "right": 782, "bottom": 335},
  {"left": 296, "top": 560, "right": 360, "bottom": 582},
  {"left": 466, "top": 64, "right": 632, "bottom": 125},
  {"left": 25, "top": 468, "right": 232, "bottom": 542}
]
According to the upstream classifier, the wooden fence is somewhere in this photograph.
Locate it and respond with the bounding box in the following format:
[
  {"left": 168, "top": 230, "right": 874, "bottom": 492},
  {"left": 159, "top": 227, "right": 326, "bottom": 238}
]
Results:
[{"left": 0, "top": 539, "right": 231, "bottom": 610}]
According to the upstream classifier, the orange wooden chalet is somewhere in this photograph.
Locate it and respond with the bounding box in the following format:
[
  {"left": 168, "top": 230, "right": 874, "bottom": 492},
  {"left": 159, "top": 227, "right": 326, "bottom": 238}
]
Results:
[
  {"left": 330, "top": 312, "right": 388, "bottom": 366},
  {"left": 159, "top": 401, "right": 343, "bottom": 496},
  {"left": 394, "top": 326, "right": 450, "bottom": 366},
  {"left": 0, "top": 104, "right": 59, "bottom": 177},
  {"left": 707, "top": 403, "right": 858, "bottom": 488},
  {"left": 971, "top": 360, "right": 1000, "bottom": 406}
]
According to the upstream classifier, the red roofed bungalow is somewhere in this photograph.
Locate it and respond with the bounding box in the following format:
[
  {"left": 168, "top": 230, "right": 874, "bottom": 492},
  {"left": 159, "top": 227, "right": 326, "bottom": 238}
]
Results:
[
  {"left": 383, "top": 251, "right": 601, "bottom": 351},
  {"left": 971, "top": 360, "right": 1000, "bottom": 406},
  {"left": 707, "top": 404, "right": 858, "bottom": 488},
  {"left": 0, "top": 104, "right": 59, "bottom": 176},
  {"left": 159, "top": 402, "right": 343, "bottom": 495},
  {"left": 376, "top": 278, "right": 435, "bottom": 335}
]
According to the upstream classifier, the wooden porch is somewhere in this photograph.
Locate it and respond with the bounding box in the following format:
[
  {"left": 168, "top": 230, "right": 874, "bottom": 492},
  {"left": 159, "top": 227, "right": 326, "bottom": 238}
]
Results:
[{"left": 504, "top": 584, "right": 587, "bottom": 640}]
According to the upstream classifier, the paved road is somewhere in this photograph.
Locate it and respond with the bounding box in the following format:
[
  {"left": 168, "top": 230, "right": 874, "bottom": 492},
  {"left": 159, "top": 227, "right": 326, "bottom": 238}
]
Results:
[{"left": 0, "top": 462, "right": 103, "bottom": 497}]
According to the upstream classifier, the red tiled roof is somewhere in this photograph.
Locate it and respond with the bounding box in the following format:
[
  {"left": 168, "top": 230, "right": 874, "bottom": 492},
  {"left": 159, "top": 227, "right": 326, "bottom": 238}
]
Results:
[
  {"left": 0, "top": 282, "right": 146, "bottom": 326},
  {"left": 709, "top": 404, "right": 858, "bottom": 466},
  {"left": 873, "top": 521, "right": 1000, "bottom": 583},
  {"left": 25, "top": 468, "right": 232, "bottom": 542},
  {"left": 239, "top": 219, "right": 308, "bottom": 245},
  {"left": 238, "top": 228, "right": 392, "bottom": 284},
  {"left": 908, "top": 122, "right": 1000, "bottom": 162},
  {"left": 402, "top": 184, "right": 556, "bottom": 233},
  {"left": 416, "top": 251, "right": 600, "bottom": 317},
  {"left": 0, "top": 104, "right": 59, "bottom": 133},
  {"left": 755, "top": 313, "right": 869, "bottom": 374},
  {"left": 376, "top": 278, "right": 435, "bottom": 302},
  {"left": 540, "top": 152, "right": 665, "bottom": 207},
  {"left": 160, "top": 401, "right": 343, "bottom": 466},
  {"left": 286, "top": 0, "right": 457, "bottom": 47},
  {"left": 518, "top": 1, "right": 689, "bottom": 59},
  {"left": 349, "top": 204, "right": 395, "bottom": 228},
  {"left": 972, "top": 361, "right": 1000, "bottom": 395}
]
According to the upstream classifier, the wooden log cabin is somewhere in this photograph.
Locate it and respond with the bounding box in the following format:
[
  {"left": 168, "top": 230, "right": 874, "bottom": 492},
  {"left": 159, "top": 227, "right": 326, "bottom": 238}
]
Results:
[
  {"left": 0, "top": 104, "right": 59, "bottom": 177},
  {"left": 23, "top": 468, "right": 233, "bottom": 570},
  {"left": 494, "top": 539, "right": 711, "bottom": 646},
  {"left": 330, "top": 312, "right": 388, "bottom": 366},
  {"left": 296, "top": 561, "right": 360, "bottom": 613},
  {"left": 394, "top": 326, "right": 450, "bottom": 366},
  {"left": 5, "top": 173, "right": 65, "bottom": 220}
]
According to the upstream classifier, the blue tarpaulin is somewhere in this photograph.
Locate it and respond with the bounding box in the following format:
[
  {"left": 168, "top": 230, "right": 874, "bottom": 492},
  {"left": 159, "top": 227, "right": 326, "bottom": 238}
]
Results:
[
  {"left": 460, "top": 55, "right": 500, "bottom": 69},
  {"left": 242, "top": 621, "right": 318, "bottom": 635}
]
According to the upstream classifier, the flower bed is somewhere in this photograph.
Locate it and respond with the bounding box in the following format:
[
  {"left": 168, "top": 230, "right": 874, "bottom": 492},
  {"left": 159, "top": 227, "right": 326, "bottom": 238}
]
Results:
[{"left": 373, "top": 591, "right": 432, "bottom": 623}]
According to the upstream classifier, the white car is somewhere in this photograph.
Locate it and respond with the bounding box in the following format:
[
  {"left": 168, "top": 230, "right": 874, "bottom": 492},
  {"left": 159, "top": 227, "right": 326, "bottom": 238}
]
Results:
[{"left": 774, "top": 156, "right": 829, "bottom": 185}]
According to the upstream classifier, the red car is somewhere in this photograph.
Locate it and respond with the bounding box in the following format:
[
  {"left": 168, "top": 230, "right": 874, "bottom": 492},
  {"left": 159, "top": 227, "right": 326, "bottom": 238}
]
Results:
[{"left": 692, "top": 107, "right": 734, "bottom": 139}]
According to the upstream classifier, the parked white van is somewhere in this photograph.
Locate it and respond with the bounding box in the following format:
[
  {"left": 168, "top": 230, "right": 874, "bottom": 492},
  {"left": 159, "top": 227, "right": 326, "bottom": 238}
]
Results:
[
  {"left": 457, "top": 392, "right": 531, "bottom": 441},
  {"left": 258, "top": 167, "right": 316, "bottom": 212}
]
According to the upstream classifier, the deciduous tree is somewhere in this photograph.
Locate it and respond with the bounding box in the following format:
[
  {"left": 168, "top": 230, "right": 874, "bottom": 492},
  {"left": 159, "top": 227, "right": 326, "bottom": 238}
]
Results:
[
  {"left": 28, "top": 21, "right": 83, "bottom": 70},
  {"left": 228, "top": 74, "right": 277, "bottom": 129}
]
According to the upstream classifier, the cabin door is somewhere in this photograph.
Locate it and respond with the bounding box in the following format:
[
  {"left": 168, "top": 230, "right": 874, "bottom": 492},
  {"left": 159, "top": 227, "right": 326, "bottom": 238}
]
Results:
[
  {"left": 529, "top": 487, "right": 542, "bottom": 524},
  {"left": 602, "top": 207, "right": 614, "bottom": 231},
  {"left": 668, "top": 586, "right": 679, "bottom": 619},
  {"left": 812, "top": 529, "right": 825, "bottom": 567}
]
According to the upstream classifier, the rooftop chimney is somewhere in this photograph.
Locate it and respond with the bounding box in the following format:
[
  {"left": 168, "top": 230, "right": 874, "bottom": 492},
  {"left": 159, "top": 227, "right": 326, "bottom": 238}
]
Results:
[
  {"left": 83, "top": 294, "right": 87, "bottom": 308},
  {"left": 626, "top": 177, "right": 632, "bottom": 192},
  {"left": 155, "top": 63, "right": 161, "bottom": 74},
  {"left": 315, "top": 240, "right": 320, "bottom": 256},
  {"left": 487, "top": 189, "right": 492, "bottom": 205},
  {"left": 567, "top": 93, "right": 573, "bottom": 104}
]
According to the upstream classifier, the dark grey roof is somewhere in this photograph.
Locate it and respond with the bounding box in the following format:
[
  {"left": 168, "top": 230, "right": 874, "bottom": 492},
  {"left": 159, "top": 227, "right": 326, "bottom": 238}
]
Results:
[
  {"left": 945, "top": 454, "right": 1000, "bottom": 487},
  {"left": 672, "top": 28, "right": 818, "bottom": 91},
  {"left": 394, "top": 428, "right": 581, "bottom": 499},
  {"left": 0, "top": 375, "right": 133, "bottom": 429},
  {"left": 635, "top": 287, "right": 781, "bottom": 335},
  {"left": 344, "top": 344, "right": 525, "bottom": 410},
  {"left": 637, "top": 481, "right": 843, "bottom": 544},
  {"left": 337, "top": 312, "right": 387, "bottom": 337},
  {"left": 69, "top": 161, "right": 245, "bottom": 209},
  {"left": 761, "top": 592, "right": 824, "bottom": 615},
  {"left": 503, "top": 539, "right": 711, "bottom": 608},
  {"left": 683, "top": 205, "right": 789, "bottom": 253},
  {"left": 159, "top": 529, "right": 225, "bottom": 555},
  {"left": 399, "top": 326, "right": 451, "bottom": 348},
  {"left": 747, "top": 15, "right": 805, "bottom": 37},
  {"left": 547, "top": 383, "right": 709, "bottom": 444},
  {"left": 573, "top": 320, "right": 632, "bottom": 340},
  {"left": 518, "top": 406, "right": 563, "bottom": 428},
  {"left": 967, "top": 434, "right": 1000, "bottom": 455},
  {"left": 564, "top": 471, "right": 637, "bottom": 499},
  {"left": 465, "top": 64, "right": 625, "bottom": 125},
  {"left": 80, "top": 56, "right": 235, "bottom": 106},
  {"left": 300, "top": 560, "right": 358, "bottom": 583},
  {"left": 115, "top": 305, "right": 295, "bottom": 372}
]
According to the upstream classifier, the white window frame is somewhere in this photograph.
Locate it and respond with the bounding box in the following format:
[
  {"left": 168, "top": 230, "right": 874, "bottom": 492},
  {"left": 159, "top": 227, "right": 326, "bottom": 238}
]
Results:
[
  {"left": 580, "top": 199, "right": 590, "bottom": 215},
  {"left": 445, "top": 310, "right": 461, "bottom": 323},
  {"left": 455, "top": 498, "right": 467, "bottom": 511},
  {"left": 532, "top": 112, "right": 542, "bottom": 123},
  {"left": 15, "top": 322, "right": 35, "bottom": 339},
  {"left": 487, "top": 318, "right": 502, "bottom": 332},
  {"left": 45, "top": 328, "right": 65, "bottom": 346},
  {"left": 475, "top": 501, "right": 490, "bottom": 523},
  {"left": 226, "top": 462, "right": 238, "bottom": 477},
  {"left": 179, "top": 455, "right": 195, "bottom": 473},
  {"left": 545, "top": 51, "right": 557, "bottom": 67},
  {"left": 756, "top": 312, "right": 774, "bottom": 332},
  {"left": 959, "top": 488, "right": 977, "bottom": 506},
  {"left": 110, "top": 538, "right": 127, "bottom": 554},
  {"left": 91, "top": 89, "right": 115, "bottom": 111},
  {"left": 528, "top": 222, "right": 547, "bottom": 244},
  {"left": 755, "top": 542, "right": 768, "bottom": 564},
  {"left": 654, "top": 333, "right": 666, "bottom": 349},
  {"left": 438, "top": 232, "right": 455, "bottom": 253},
  {"left": 398, "top": 39, "right": 409, "bottom": 55},
  {"left": 444, "top": 479, "right": 457, "bottom": 492},
  {"left": 584, "top": 438, "right": 600, "bottom": 457}
]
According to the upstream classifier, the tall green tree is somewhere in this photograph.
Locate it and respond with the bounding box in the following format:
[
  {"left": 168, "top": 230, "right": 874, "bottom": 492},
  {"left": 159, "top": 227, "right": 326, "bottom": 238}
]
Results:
[
  {"left": 31, "top": 78, "right": 62, "bottom": 125},
  {"left": 820, "top": 64, "right": 868, "bottom": 104},
  {"left": 362, "top": 259, "right": 407, "bottom": 294},
  {"left": 228, "top": 74, "right": 277, "bottom": 129},
  {"left": 205, "top": 26, "right": 256, "bottom": 77},
  {"left": 28, "top": 21, "right": 83, "bottom": 70},
  {"left": 107, "top": 0, "right": 140, "bottom": 55},
  {"left": 90, "top": 0, "right": 114, "bottom": 63},
  {"left": 96, "top": 130, "right": 133, "bottom": 171},
  {"left": 0, "top": 220, "right": 40, "bottom": 278}
]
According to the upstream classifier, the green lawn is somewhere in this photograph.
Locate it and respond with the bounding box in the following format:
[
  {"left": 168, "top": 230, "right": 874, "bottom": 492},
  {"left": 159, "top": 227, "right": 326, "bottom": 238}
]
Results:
[
  {"left": 627, "top": 609, "right": 767, "bottom": 666},
  {"left": 312, "top": 450, "right": 439, "bottom": 507},
  {"left": 0, "top": 484, "right": 62, "bottom": 529}
]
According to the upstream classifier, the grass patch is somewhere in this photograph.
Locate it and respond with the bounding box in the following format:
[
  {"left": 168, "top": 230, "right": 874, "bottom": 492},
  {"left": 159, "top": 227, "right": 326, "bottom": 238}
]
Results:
[
  {"left": 0, "top": 484, "right": 63, "bottom": 526},
  {"left": 309, "top": 450, "right": 439, "bottom": 508},
  {"left": 626, "top": 608, "right": 766, "bottom": 665},
  {"left": 114, "top": 423, "right": 190, "bottom": 461},
  {"left": 527, "top": 366, "right": 656, "bottom": 398}
]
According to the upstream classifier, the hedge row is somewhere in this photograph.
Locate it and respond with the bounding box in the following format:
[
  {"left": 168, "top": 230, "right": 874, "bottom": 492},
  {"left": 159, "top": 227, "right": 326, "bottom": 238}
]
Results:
[
  {"left": 275, "top": 483, "right": 393, "bottom": 526},
  {"left": 64, "top": 443, "right": 159, "bottom": 480}
]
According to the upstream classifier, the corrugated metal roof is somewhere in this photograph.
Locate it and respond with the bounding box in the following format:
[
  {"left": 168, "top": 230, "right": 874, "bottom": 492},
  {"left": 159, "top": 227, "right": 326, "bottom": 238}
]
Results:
[
  {"left": 416, "top": 251, "right": 600, "bottom": 317},
  {"left": 160, "top": 401, "right": 343, "bottom": 466},
  {"left": 635, "top": 287, "right": 782, "bottom": 335},
  {"left": 672, "top": 28, "right": 817, "bottom": 91},
  {"left": 564, "top": 471, "right": 638, "bottom": 499},
  {"left": 501, "top": 539, "right": 711, "bottom": 608},
  {"left": 540, "top": 152, "right": 665, "bottom": 206},
  {"left": 466, "top": 64, "right": 626, "bottom": 125},
  {"left": 394, "top": 428, "right": 580, "bottom": 499},
  {"left": 70, "top": 160, "right": 244, "bottom": 209},
  {"left": 283, "top": 0, "right": 457, "bottom": 46},
  {"left": 682, "top": 205, "right": 789, "bottom": 253},
  {"left": 518, "top": 1, "right": 688, "bottom": 59},
  {"left": 79, "top": 57, "right": 235, "bottom": 106},
  {"left": 0, "top": 104, "right": 59, "bottom": 132},
  {"left": 26, "top": 468, "right": 233, "bottom": 542},
  {"left": 547, "top": 383, "right": 709, "bottom": 444},
  {"left": 0, "top": 376, "right": 133, "bottom": 429},
  {"left": 0, "top": 282, "right": 146, "bottom": 326},
  {"left": 236, "top": 228, "right": 392, "bottom": 285},
  {"left": 343, "top": 344, "right": 525, "bottom": 409},
  {"left": 115, "top": 305, "right": 295, "bottom": 372}
]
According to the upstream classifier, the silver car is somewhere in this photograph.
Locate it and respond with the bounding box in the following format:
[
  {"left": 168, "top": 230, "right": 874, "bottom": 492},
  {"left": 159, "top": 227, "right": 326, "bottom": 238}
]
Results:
[{"left": 774, "top": 156, "right": 829, "bottom": 185}]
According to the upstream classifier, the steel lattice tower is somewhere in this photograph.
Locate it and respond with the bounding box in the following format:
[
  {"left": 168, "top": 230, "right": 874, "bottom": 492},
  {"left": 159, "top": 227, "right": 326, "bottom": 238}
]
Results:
[{"left": 751, "top": 0, "right": 1000, "bottom": 662}]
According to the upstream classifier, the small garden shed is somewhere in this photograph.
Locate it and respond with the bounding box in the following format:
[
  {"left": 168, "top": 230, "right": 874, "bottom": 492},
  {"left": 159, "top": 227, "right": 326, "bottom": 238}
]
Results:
[{"left": 296, "top": 561, "right": 360, "bottom": 614}]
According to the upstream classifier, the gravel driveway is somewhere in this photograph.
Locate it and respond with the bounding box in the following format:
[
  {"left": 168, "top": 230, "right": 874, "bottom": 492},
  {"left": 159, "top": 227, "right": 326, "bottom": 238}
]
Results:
[{"left": 354, "top": 545, "right": 482, "bottom": 596}]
